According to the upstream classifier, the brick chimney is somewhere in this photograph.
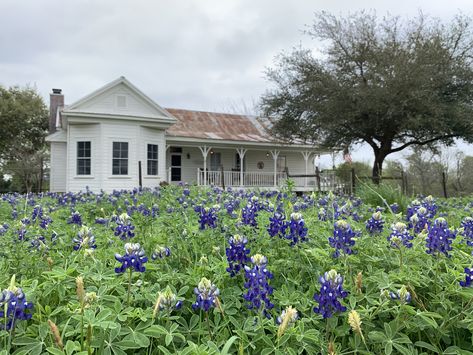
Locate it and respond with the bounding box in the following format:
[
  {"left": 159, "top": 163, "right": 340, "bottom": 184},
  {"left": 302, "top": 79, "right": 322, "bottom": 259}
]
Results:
[{"left": 49, "top": 88, "right": 64, "bottom": 133}]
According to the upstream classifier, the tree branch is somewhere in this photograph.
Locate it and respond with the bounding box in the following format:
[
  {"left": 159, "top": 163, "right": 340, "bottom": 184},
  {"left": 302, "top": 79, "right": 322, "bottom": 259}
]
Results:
[{"left": 389, "top": 134, "right": 458, "bottom": 153}]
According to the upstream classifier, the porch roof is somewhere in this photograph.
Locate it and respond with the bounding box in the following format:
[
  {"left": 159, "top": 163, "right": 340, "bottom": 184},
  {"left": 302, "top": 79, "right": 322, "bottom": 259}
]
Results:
[{"left": 165, "top": 108, "right": 274, "bottom": 143}]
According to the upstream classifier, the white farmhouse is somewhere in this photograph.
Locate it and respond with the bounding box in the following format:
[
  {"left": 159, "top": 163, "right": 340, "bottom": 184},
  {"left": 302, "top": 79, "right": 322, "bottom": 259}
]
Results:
[{"left": 46, "top": 77, "right": 333, "bottom": 192}]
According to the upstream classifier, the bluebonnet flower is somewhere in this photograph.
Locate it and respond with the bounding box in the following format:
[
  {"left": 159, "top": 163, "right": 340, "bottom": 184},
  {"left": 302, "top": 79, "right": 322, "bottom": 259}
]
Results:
[
  {"left": 389, "top": 285, "right": 411, "bottom": 304},
  {"left": 152, "top": 246, "right": 171, "bottom": 260},
  {"left": 425, "top": 217, "right": 456, "bottom": 257},
  {"left": 409, "top": 206, "right": 430, "bottom": 234},
  {"left": 241, "top": 203, "right": 258, "bottom": 227},
  {"left": 153, "top": 286, "right": 182, "bottom": 319},
  {"left": 313, "top": 269, "right": 348, "bottom": 319},
  {"left": 198, "top": 206, "right": 218, "bottom": 230},
  {"left": 192, "top": 277, "right": 220, "bottom": 312},
  {"left": 460, "top": 217, "right": 473, "bottom": 249},
  {"left": 113, "top": 213, "right": 135, "bottom": 240},
  {"left": 328, "top": 220, "right": 360, "bottom": 258},
  {"left": 226, "top": 234, "right": 251, "bottom": 277},
  {"left": 95, "top": 217, "right": 108, "bottom": 225},
  {"left": 460, "top": 266, "right": 473, "bottom": 287},
  {"left": 67, "top": 211, "right": 82, "bottom": 226},
  {"left": 72, "top": 226, "right": 97, "bottom": 251},
  {"left": 267, "top": 212, "right": 287, "bottom": 238},
  {"left": 366, "top": 211, "right": 384, "bottom": 235},
  {"left": 318, "top": 207, "right": 328, "bottom": 221},
  {"left": 0, "top": 276, "right": 33, "bottom": 330},
  {"left": 422, "top": 195, "right": 438, "bottom": 218},
  {"left": 243, "top": 254, "right": 274, "bottom": 318},
  {"left": 406, "top": 200, "right": 422, "bottom": 221},
  {"left": 0, "top": 223, "right": 9, "bottom": 235},
  {"left": 390, "top": 203, "right": 400, "bottom": 214},
  {"left": 388, "top": 222, "right": 414, "bottom": 249},
  {"left": 286, "top": 212, "right": 308, "bottom": 246},
  {"left": 114, "top": 243, "right": 148, "bottom": 273}
]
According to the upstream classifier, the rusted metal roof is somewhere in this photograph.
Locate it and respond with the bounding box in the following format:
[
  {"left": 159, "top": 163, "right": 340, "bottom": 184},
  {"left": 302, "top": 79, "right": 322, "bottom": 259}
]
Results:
[{"left": 165, "top": 108, "right": 276, "bottom": 143}]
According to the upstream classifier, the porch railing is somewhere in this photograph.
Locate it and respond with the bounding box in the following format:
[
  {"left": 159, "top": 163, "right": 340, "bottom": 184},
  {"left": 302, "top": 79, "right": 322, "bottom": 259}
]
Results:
[
  {"left": 197, "top": 169, "right": 287, "bottom": 187},
  {"left": 196, "top": 169, "right": 345, "bottom": 191}
]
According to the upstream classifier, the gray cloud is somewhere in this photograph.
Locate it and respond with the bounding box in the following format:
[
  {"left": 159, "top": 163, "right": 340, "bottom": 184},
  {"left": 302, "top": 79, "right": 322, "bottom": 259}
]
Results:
[{"left": 1, "top": 0, "right": 472, "bottom": 116}]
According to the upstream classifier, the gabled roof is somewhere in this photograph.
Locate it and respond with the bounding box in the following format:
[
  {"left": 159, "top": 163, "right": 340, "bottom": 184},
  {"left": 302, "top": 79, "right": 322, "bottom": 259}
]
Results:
[
  {"left": 165, "top": 108, "right": 276, "bottom": 143},
  {"left": 63, "top": 76, "right": 176, "bottom": 124}
]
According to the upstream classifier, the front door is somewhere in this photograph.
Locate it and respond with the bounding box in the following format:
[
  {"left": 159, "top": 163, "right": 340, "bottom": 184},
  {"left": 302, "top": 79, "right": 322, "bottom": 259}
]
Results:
[
  {"left": 170, "top": 148, "right": 182, "bottom": 181},
  {"left": 210, "top": 152, "right": 221, "bottom": 171}
]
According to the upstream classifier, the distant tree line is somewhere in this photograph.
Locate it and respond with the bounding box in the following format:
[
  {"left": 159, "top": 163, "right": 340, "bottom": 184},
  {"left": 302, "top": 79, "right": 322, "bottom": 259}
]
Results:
[{"left": 336, "top": 146, "right": 473, "bottom": 197}]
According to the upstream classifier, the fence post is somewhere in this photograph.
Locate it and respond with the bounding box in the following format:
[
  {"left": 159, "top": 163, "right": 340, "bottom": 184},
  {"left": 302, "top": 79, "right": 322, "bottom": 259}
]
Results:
[
  {"left": 351, "top": 168, "right": 355, "bottom": 194},
  {"left": 442, "top": 171, "right": 448, "bottom": 198}
]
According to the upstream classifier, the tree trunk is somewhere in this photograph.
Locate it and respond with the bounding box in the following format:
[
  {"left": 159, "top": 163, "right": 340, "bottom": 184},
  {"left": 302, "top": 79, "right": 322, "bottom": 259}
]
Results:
[{"left": 372, "top": 152, "right": 387, "bottom": 185}]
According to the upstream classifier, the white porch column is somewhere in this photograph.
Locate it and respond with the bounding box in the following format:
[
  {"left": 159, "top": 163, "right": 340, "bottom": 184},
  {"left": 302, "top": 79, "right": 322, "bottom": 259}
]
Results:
[
  {"left": 198, "top": 146, "right": 211, "bottom": 186},
  {"left": 236, "top": 148, "right": 247, "bottom": 187},
  {"left": 270, "top": 150, "right": 280, "bottom": 187},
  {"left": 301, "top": 151, "right": 312, "bottom": 187}
]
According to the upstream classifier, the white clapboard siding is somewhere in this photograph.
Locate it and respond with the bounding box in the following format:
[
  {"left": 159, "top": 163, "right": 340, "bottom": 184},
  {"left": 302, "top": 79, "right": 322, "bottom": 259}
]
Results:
[{"left": 50, "top": 142, "right": 67, "bottom": 192}]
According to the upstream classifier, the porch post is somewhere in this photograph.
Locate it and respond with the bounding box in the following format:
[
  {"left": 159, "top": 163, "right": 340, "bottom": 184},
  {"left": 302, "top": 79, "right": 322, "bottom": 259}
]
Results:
[
  {"left": 270, "top": 150, "right": 280, "bottom": 187},
  {"left": 301, "top": 151, "right": 312, "bottom": 187},
  {"left": 236, "top": 148, "right": 247, "bottom": 187},
  {"left": 198, "top": 146, "right": 211, "bottom": 186}
]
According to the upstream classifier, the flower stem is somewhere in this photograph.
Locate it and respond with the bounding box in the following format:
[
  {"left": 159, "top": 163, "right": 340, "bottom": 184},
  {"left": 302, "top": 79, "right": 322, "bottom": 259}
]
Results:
[{"left": 127, "top": 268, "right": 133, "bottom": 307}]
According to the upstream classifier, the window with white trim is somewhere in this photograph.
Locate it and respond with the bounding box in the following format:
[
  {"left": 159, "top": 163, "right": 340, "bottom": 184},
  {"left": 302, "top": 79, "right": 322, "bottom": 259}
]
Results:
[
  {"left": 77, "top": 141, "right": 91, "bottom": 175},
  {"left": 112, "top": 142, "right": 128, "bottom": 175},
  {"left": 147, "top": 144, "right": 158, "bottom": 175}
]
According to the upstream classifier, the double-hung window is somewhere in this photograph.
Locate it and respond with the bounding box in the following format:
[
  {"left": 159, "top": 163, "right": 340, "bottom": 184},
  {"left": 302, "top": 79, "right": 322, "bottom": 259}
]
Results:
[
  {"left": 77, "top": 141, "right": 91, "bottom": 175},
  {"left": 112, "top": 142, "right": 128, "bottom": 175},
  {"left": 147, "top": 144, "right": 158, "bottom": 175}
]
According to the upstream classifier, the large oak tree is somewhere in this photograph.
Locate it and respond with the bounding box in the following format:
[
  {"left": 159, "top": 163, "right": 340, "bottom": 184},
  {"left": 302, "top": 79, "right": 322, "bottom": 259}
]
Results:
[{"left": 261, "top": 12, "right": 473, "bottom": 182}]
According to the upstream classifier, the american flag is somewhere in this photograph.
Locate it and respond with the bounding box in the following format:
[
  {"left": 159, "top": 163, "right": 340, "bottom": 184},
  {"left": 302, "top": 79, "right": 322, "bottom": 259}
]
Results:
[{"left": 343, "top": 148, "right": 352, "bottom": 164}]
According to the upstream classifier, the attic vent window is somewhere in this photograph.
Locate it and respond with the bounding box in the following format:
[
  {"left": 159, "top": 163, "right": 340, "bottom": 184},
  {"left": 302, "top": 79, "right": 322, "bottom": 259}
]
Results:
[{"left": 116, "top": 95, "right": 127, "bottom": 108}]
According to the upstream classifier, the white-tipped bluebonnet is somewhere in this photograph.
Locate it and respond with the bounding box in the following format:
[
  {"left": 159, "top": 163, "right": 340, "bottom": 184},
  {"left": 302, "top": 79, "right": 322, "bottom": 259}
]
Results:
[
  {"left": 425, "top": 217, "right": 456, "bottom": 257},
  {"left": 192, "top": 277, "right": 220, "bottom": 312},
  {"left": 226, "top": 234, "right": 250, "bottom": 277},
  {"left": 460, "top": 217, "right": 473, "bottom": 249},
  {"left": 365, "top": 211, "right": 384, "bottom": 235},
  {"left": 241, "top": 203, "right": 258, "bottom": 227},
  {"left": 388, "top": 222, "right": 414, "bottom": 249},
  {"left": 460, "top": 266, "right": 473, "bottom": 287},
  {"left": 313, "top": 269, "right": 348, "bottom": 319},
  {"left": 329, "top": 220, "right": 360, "bottom": 258},
  {"left": 389, "top": 285, "right": 411, "bottom": 304},
  {"left": 67, "top": 211, "right": 82, "bottom": 226},
  {"left": 390, "top": 203, "right": 400, "bottom": 214},
  {"left": 115, "top": 243, "right": 148, "bottom": 273},
  {"left": 113, "top": 213, "right": 135, "bottom": 240},
  {"left": 153, "top": 286, "right": 182, "bottom": 319},
  {"left": 243, "top": 254, "right": 274, "bottom": 318},
  {"left": 409, "top": 207, "right": 430, "bottom": 233},
  {"left": 197, "top": 206, "right": 218, "bottom": 230},
  {"left": 0, "top": 277, "right": 33, "bottom": 330},
  {"left": 267, "top": 211, "right": 287, "bottom": 238},
  {"left": 152, "top": 246, "right": 171, "bottom": 260},
  {"left": 286, "top": 212, "right": 308, "bottom": 246},
  {"left": 73, "top": 226, "right": 97, "bottom": 251}
]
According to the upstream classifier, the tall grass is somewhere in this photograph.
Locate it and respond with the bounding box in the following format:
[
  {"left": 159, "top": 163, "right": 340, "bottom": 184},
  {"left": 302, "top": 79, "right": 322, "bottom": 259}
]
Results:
[{"left": 355, "top": 180, "right": 411, "bottom": 213}]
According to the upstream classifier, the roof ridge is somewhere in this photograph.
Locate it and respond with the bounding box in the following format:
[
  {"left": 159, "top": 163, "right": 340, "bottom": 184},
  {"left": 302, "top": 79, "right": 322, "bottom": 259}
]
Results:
[{"left": 165, "top": 107, "right": 258, "bottom": 118}]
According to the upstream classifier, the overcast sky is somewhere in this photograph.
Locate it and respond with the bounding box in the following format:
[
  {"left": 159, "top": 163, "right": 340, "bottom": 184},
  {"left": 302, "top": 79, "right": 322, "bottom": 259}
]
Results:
[{"left": 1, "top": 0, "right": 473, "bottom": 167}]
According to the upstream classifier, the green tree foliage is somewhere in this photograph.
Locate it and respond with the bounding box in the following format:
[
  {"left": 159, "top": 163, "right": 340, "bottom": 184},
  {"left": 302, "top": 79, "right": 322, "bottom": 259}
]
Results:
[
  {"left": 0, "top": 86, "right": 48, "bottom": 192},
  {"left": 261, "top": 11, "right": 473, "bottom": 182}
]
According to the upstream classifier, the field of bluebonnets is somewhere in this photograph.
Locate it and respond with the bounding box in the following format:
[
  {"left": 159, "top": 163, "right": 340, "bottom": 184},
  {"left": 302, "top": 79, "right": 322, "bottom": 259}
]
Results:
[{"left": 0, "top": 184, "right": 473, "bottom": 355}]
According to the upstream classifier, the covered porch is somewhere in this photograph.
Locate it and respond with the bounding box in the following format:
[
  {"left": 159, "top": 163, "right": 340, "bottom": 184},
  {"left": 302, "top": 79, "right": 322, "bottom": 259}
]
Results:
[{"left": 165, "top": 139, "right": 342, "bottom": 191}]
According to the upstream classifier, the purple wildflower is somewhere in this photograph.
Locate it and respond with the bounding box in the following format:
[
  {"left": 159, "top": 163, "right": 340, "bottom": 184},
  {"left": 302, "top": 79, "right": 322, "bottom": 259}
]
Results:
[
  {"left": 243, "top": 254, "right": 274, "bottom": 318},
  {"left": 114, "top": 243, "right": 148, "bottom": 273},
  {"left": 192, "top": 277, "right": 220, "bottom": 312},
  {"left": 425, "top": 217, "right": 456, "bottom": 257},
  {"left": 226, "top": 234, "right": 251, "bottom": 277},
  {"left": 313, "top": 269, "right": 348, "bottom": 319},
  {"left": 328, "top": 220, "right": 360, "bottom": 258}
]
